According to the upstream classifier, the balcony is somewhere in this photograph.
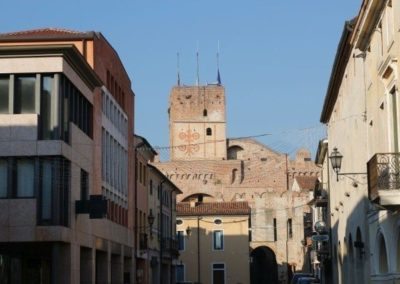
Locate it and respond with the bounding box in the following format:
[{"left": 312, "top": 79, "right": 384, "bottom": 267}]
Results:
[
  {"left": 368, "top": 153, "right": 400, "bottom": 209},
  {"left": 161, "top": 238, "right": 179, "bottom": 257}
]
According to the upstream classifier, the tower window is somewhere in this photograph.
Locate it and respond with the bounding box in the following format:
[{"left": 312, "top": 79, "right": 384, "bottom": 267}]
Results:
[
  {"left": 206, "top": 128, "right": 212, "bottom": 136},
  {"left": 203, "top": 109, "right": 207, "bottom": 116}
]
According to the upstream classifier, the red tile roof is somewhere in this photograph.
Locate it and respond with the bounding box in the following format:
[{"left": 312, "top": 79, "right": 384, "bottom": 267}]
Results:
[
  {"left": 0, "top": 28, "right": 95, "bottom": 41},
  {"left": 177, "top": 201, "right": 250, "bottom": 216},
  {"left": 295, "top": 176, "right": 319, "bottom": 190}
]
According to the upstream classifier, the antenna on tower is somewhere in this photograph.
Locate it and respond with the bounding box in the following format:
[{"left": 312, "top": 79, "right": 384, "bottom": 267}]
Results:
[
  {"left": 196, "top": 41, "right": 200, "bottom": 86},
  {"left": 177, "top": 52, "right": 181, "bottom": 86},
  {"left": 217, "top": 41, "right": 221, "bottom": 85}
]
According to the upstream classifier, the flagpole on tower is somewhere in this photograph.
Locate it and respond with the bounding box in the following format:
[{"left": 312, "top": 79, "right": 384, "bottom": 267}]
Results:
[
  {"left": 177, "top": 52, "right": 181, "bottom": 86},
  {"left": 196, "top": 41, "right": 200, "bottom": 86},
  {"left": 217, "top": 41, "right": 221, "bottom": 85}
]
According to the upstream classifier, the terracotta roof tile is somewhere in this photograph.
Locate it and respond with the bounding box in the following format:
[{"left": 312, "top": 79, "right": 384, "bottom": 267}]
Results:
[
  {"left": 0, "top": 28, "right": 86, "bottom": 36},
  {"left": 295, "top": 176, "right": 319, "bottom": 190},
  {"left": 177, "top": 201, "right": 250, "bottom": 216},
  {"left": 0, "top": 28, "right": 94, "bottom": 40}
]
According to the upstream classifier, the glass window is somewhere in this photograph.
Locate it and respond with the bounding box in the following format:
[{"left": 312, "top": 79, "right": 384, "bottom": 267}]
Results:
[
  {"left": 213, "top": 230, "right": 224, "bottom": 250},
  {"left": 288, "top": 219, "right": 293, "bottom": 239},
  {"left": 59, "top": 158, "right": 70, "bottom": 226},
  {"left": 78, "top": 95, "right": 83, "bottom": 130},
  {"left": 62, "top": 79, "right": 70, "bottom": 142},
  {"left": 40, "top": 75, "right": 53, "bottom": 139},
  {"left": 206, "top": 127, "right": 212, "bottom": 136},
  {"left": 177, "top": 231, "right": 185, "bottom": 251},
  {"left": 41, "top": 160, "right": 52, "bottom": 220},
  {"left": 0, "top": 159, "right": 8, "bottom": 197},
  {"left": 0, "top": 76, "right": 9, "bottom": 114},
  {"left": 106, "top": 96, "right": 110, "bottom": 118},
  {"left": 102, "top": 129, "right": 106, "bottom": 181},
  {"left": 112, "top": 139, "right": 117, "bottom": 187},
  {"left": 82, "top": 99, "right": 88, "bottom": 134},
  {"left": 16, "top": 159, "right": 34, "bottom": 197},
  {"left": 106, "top": 133, "right": 111, "bottom": 184},
  {"left": 14, "top": 76, "right": 36, "bottom": 114},
  {"left": 81, "top": 169, "right": 89, "bottom": 201},
  {"left": 73, "top": 88, "right": 78, "bottom": 125},
  {"left": 101, "top": 91, "right": 105, "bottom": 112},
  {"left": 149, "top": 180, "right": 153, "bottom": 195}
]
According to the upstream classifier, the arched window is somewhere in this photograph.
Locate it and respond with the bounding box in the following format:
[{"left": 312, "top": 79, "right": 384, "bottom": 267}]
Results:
[
  {"left": 203, "top": 109, "right": 208, "bottom": 117},
  {"left": 206, "top": 128, "right": 212, "bottom": 136},
  {"left": 227, "top": 145, "right": 244, "bottom": 160},
  {"left": 378, "top": 233, "right": 389, "bottom": 273}
]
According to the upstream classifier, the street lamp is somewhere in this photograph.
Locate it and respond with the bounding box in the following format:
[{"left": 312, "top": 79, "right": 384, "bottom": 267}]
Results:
[
  {"left": 186, "top": 226, "right": 192, "bottom": 237},
  {"left": 329, "top": 147, "right": 366, "bottom": 182},
  {"left": 314, "top": 221, "right": 327, "bottom": 234},
  {"left": 329, "top": 148, "right": 343, "bottom": 182}
]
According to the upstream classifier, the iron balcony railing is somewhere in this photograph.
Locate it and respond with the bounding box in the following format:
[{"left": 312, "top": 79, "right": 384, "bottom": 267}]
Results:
[
  {"left": 161, "top": 238, "right": 179, "bottom": 256},
  {"left": 367, "top": 153, "right": 400, "bottom": 201},
  {"left": 313, "top": 187, "right": 328, "bottom": 207}
]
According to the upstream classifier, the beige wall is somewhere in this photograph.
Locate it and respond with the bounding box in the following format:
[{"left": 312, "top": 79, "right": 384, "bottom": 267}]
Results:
[
  {"left": 177, "top": 214, "right": 250, "bottom": 284},
  {"left": 321, "top": 1, "right": 400, "bottom": 283},
  {"left": 0, "top": 39, "right": 94, "bottom": 68}
]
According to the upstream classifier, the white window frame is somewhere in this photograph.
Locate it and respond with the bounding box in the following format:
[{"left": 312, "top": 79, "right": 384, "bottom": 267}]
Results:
[
  {"left": 211, "top": 262, "right": 225, "bottom": 284},
  {"left": 212, "top": 229, "right": 224, "bottom": 251}
]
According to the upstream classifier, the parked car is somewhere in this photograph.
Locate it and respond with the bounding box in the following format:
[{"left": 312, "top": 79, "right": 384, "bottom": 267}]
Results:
[
  {"left": 297, "top": 276, "right": 320, "bottom": 284},
  {"left": 290, "top": 273, "right": 313, "bottom": 284}
]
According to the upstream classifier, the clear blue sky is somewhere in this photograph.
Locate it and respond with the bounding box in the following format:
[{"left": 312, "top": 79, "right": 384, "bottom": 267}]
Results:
[{"left": 1, "top": 1, "right": 361, "bottom": 158}]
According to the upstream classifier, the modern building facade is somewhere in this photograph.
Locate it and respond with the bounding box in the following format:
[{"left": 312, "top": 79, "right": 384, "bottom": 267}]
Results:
[
  {"left": 320, "top": 0, "right": 400, "bottom": 282},
  {"left": 176, "top": 201, "right": 251, "bottom": 284},
  {"left": 0, "top": 28, "right": 135, "bottom": 283}
]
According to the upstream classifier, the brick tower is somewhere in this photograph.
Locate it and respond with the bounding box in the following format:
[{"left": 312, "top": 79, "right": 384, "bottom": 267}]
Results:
[{"left": 169, "top": 85, "right": 227, "bottom": 160}]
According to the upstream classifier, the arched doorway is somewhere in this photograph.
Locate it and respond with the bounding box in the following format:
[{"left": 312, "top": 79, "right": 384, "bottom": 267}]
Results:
[{"left": 250, "top": 246, "right": 278, "bottom": 284}]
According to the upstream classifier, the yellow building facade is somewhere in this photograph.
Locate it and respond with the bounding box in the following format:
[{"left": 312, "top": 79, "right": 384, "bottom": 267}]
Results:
[{"left": 176, "top": 201, "right": 251, "bottom": 284}]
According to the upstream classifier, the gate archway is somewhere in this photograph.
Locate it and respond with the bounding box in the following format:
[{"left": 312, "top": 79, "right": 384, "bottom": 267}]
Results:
[{"left": 250, "top": 246, "right": 279, "bottom": 284}]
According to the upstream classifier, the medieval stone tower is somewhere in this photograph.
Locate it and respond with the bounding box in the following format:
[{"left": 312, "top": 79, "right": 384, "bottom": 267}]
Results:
[
  {"left": 159, "top": 81, "right": 321, "bottom": 283},
  {"left": 169, "top": 85, "right": 227, "bottom": 160}
]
